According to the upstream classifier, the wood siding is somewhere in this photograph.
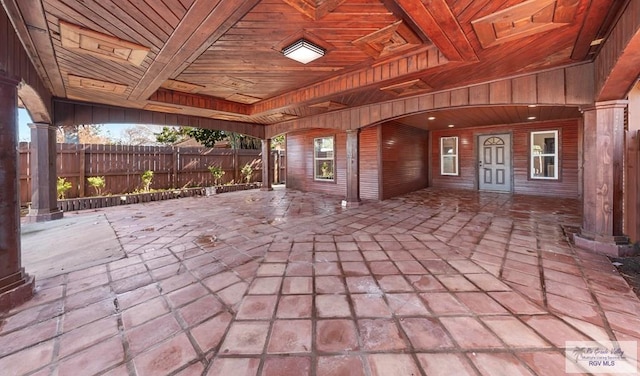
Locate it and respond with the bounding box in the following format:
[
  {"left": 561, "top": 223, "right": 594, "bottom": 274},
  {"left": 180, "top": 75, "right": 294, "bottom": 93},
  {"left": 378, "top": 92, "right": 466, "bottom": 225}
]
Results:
[
  {"left": 381, "top": 123, "right": 429, "bottom": 199},
  {"left": 431, "top": 119, "right": 581, "bottom": 198},
  {"left": 359, "top": 125, "right": 380, "bottom": 200},
  {"left": 267, "top": 63, "right": 595, "bottom": 138},
  {"left": 0, "top": 6, "right": 52, "bottom": 119},
  {"left": 594, "top": 0, "right": 640, "bottom": 101},
  {"left": 286, "top": 129, "right": 347, "bottom": 197}
]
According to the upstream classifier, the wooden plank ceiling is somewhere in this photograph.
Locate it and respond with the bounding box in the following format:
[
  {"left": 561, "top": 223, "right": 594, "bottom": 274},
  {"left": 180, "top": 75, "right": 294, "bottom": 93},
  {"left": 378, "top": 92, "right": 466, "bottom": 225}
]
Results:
[{"left": 6, "top": 0, "right": 625, "bottom": 129}]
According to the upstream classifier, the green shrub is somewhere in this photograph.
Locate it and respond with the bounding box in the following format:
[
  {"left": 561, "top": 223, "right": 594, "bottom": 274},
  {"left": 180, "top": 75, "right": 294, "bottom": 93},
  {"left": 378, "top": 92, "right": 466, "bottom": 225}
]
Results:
[
  {"left": 57, "top": 177, "right": 72, "bottom": 199},
  {"left": 141, "top": 170, "right": 154, "bottom": 192},
  {"left": 87, "top": 176, "right": 106, "bottom": 196},
  {"left": 208, "top": 165, "right": 225, "bottom": 186},
  {"left": 241, "top": 163, "right": 253, "bottom": 183}
]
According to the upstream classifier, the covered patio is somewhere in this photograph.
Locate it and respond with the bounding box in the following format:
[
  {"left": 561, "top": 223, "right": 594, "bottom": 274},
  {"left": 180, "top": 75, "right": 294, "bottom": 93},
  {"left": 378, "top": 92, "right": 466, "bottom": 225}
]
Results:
[{"left": 1, "top": 188, "right": 638, "bottom": 375}]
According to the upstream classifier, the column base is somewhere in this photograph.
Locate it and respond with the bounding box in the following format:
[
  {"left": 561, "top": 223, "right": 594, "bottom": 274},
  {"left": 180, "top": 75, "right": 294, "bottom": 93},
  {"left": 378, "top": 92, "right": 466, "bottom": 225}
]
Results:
[
  {"left": 573, "top": 230, "right": 638, "bottom": 257},
  {"left": 25, "top": 208, "right": 63, "bottom": 223},
  {"left": 341, "top": 199, "right": 361, "bottom": 207},
  {"left": 0, "top": 268, "right": 35, "bottom": 311},
  {"left": 260, "top": 187, "right": 273, "bottom": 191}
]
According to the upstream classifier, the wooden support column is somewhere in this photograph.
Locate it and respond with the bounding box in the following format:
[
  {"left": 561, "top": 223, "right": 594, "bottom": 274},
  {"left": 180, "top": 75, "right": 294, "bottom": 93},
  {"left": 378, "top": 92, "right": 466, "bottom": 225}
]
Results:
[
  {"left": 261, "top": 139, "right": 273, "bottom": 191},
  {"left": 26, "top": 122, "right": 63, "bottom": 222},
  {"left": 344, "top": 129, "right": 361, "bottom": 206},
  {"left": 0, "top": 75, "right": 35, "bottom": 310},
  {"left": 626, "top": 83, "right": 640, "bottom": 243},
  {"left": 575, "top": 100, "right": 634, "bottom": 256}
]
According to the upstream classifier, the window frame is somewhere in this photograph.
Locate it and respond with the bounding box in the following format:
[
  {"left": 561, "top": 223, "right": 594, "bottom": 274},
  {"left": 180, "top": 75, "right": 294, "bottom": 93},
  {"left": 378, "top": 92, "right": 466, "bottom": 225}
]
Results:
[
  {"left": 313, "top": 136, "right": 335, "bottom": 182},
  {"left": 440, "top": 136, "right": 459, "bottom": 176},
  {"left": 530, "top": 130, "right": 559, "bottom": 180}
]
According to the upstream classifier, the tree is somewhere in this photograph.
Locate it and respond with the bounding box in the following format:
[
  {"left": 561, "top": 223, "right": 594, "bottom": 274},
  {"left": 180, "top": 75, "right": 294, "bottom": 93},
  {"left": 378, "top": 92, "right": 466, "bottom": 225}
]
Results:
[
  {"left": 57, "top": 124, "right": 113, "bottom": 144},
  {"left": 154, "top": 127, "right": 260, "bottom": 149},
  {"left": 189, "top": 128, "right": 226, "bottom": 147},
  {"left": 272, "top": 135, "right": 285, "bottom": 149},
  {"left": 156, "top": 126, "right": 191, "bottom": 145},
  {"left": 118, "top": 125, "right": 161, "bottom": 145}
]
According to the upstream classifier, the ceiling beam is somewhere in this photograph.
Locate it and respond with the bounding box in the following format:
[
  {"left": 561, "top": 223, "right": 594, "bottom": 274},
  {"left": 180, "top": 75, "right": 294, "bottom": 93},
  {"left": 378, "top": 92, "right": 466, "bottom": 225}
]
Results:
[
  {"left": 253, "top": 45, "right": 451, "bottom": 115},
  {"left": 149, "top": 89, "right": 252, "bottom": 115},
  {"left": 128, "top": 0, "right": 260, "bottom": 101},
  {"left": 571, "top": 0, "right": 617, "bottom": 60},
  {"left": 2, "top": 0, "right": 66, "bottom": 97},
  {"left": 595, "top": 0, "right": 640, "bottom": 101},
  {"left": 392, "top": 0, "right": 478, "bottom": 62}
]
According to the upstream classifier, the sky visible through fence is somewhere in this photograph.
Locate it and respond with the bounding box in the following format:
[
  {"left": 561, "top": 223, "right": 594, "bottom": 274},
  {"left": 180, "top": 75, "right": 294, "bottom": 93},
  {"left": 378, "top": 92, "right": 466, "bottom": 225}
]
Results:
[{"left": 18, "top": 108, "right": 161, "bottom": 144}]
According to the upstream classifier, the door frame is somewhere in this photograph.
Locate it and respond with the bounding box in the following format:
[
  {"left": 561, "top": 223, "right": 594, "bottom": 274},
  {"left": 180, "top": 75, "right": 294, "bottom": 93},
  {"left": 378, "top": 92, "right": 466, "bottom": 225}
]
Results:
[{"left": 475, "top": 131, "right": 514, "bottom": 192}]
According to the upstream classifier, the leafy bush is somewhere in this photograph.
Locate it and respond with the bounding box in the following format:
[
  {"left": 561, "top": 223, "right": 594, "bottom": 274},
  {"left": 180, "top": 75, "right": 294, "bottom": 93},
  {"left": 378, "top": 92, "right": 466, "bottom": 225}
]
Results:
[
  {"left": 241, "top": 163, "right": 253, "bottom": 183},
  {"left": 208, "top": 165, "right": 225, "bottom": 186},
  {"left": 87, "top": 176, "right": 106, "bottom": 196},
  {"left": 57, "top": 177, "right": 72, "bottom": 199},
  {"left": 141, "top": 170, "right": 154, "bottom": 192}
]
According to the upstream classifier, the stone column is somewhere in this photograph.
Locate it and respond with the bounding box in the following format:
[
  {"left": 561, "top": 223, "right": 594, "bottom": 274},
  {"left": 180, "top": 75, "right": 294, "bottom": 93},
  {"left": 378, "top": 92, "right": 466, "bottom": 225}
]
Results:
[
  {"left": 26, "top": 122, "right": 63, "bottom": 222},
  {"left": 0, "top": 75, "right": 35, "bottom": 310},
  {"left": 261, "top": 138, "right": 273, "bottom": 191},
  {"left": 344, "top": 129, "right": 360, "bottom": 206},
  {"left": 575, "top": 100, "right": 633, "bottom": 256}
]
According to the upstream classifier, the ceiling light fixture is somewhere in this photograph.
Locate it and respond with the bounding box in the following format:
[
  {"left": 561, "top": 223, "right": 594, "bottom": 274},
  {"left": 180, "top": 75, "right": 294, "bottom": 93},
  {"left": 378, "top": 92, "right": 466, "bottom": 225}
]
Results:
[
  {"left": 527, "top": 116, "right": 537, "bottom": 120},
  {"left": 282, "top": 39, "right": 325, "bottom": 64},
  {"left": 448, "top": 124, "right": 455, "bottom": 128},
  {"left": 428, "top": 116, "right": 436, "bottom": 120}
]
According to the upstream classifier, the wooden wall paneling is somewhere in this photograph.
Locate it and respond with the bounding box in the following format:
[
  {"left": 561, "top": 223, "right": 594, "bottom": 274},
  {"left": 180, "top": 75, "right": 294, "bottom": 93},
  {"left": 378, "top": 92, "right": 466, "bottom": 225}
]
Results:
[
  {"left": 565, "top": 63, "right": 595, "bottom": 104},
  {"left": 431, "top": 119, "right": 580, "bottom": 197},
  {"left": 406, "top": 97, "right": 420, "bottom": 113},
  {"left": 434, "top": 92, "right": 450, "bottom": 108},
  {"left": 537, "top": 69, "right": 566, "bottom": 104},
  {"left": 430, "top": 129, "right": 475, "bottom": 190},
  {"left": 489, "top": 80, "right": 511, "bottom": 104},
  {"left": 1, "top": 5, "right": 53, "bottom": 116},
  {"left": 0, "top": 8, "right": 9, "bottom": 74},
  {"left": 594, "top": 0, "right": 640, "bottom": 101},
  {"left": 419, "top": 94, "right": 434, "bottom": 111},
  {"left": 511, "top": 75, "right": 538, "bottom": 103},
  {"left": 380, "top": 122, "right": 429, "bottom": 199},
  {"left": 286, "top": 129, "right": 347, "bottom": 197},
  {"left": 359, "top": 125, "right": 380, "bottom": 200},
  {"left": 266, "top": 64, "right": 593, "bottom": 139},
  {"left": 450, "top": 88, "right": 469, "bottom": 107},
  {"left": 469, "top": 84, "right": 489, "bottom": 105}
]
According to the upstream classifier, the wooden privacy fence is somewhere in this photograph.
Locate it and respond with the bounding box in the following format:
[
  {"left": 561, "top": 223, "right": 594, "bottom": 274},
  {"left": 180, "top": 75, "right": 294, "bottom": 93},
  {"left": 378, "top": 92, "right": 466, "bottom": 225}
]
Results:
[{"left": 18, "top": 143, "right": 286, "bottom": 203}]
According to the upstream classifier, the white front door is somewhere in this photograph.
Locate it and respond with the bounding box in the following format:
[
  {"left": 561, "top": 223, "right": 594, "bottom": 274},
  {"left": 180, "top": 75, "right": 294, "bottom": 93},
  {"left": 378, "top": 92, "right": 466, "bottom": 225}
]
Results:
[{"left": 478, "top": 134, "right": 511, "bottom": 192}]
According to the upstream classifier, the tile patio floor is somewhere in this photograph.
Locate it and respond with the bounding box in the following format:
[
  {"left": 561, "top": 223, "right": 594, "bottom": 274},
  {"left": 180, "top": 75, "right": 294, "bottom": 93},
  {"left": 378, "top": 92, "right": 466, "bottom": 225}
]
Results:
[{"left": 2, "top": 187, "right": 639, "bottom": 375}]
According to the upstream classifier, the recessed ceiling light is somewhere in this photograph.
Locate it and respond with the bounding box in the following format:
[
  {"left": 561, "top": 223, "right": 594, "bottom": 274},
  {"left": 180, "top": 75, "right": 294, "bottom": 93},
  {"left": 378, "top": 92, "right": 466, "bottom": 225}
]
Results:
[
  {"left": 527, "top": 104, "right": 537, "bottom": 108},
  {"left": 428, "top": 116, "right": 436, "bottom": 120},
  {"left": 527, "top": 116, "right": 537, "bottom": 120},
  {"left": 447, "top": 124, "right": 455, "bottom": 128},
  {"left": 282, "top": 39, "right": 325, "bottom": 64}
]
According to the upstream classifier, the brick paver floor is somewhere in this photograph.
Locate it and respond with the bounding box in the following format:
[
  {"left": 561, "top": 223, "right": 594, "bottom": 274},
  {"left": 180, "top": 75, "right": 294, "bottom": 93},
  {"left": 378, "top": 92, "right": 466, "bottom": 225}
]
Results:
[{"left": 2, "top": 187, "right": 639, "bottom": 375}]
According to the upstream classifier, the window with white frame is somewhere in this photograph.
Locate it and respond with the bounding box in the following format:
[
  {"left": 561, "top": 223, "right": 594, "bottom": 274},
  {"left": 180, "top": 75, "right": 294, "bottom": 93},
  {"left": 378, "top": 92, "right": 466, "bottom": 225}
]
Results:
[
  {"left": 440, "top": 136, "right": 458, "bottom": 175},
  {"left": 314, "top": 136, "right": 335, "bottom": 181},
  {"left": 530, "top": 130, "right": 558, "bottom": 179}
]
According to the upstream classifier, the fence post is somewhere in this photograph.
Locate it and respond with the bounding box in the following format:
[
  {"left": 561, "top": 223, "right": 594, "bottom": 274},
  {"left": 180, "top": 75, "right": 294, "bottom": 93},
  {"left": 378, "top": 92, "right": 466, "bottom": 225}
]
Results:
[
  {"left": 79, "top": 145, "right": 86, "bottom": 198},
  {"left": 172, "top": 146, "right": 178, "bottom": 188},
  {"left": 272, "top": 150, "right": 278, "bottom": 184},
  {"left": 233, "top": 148, "right": 239, "bottom": 183}
]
